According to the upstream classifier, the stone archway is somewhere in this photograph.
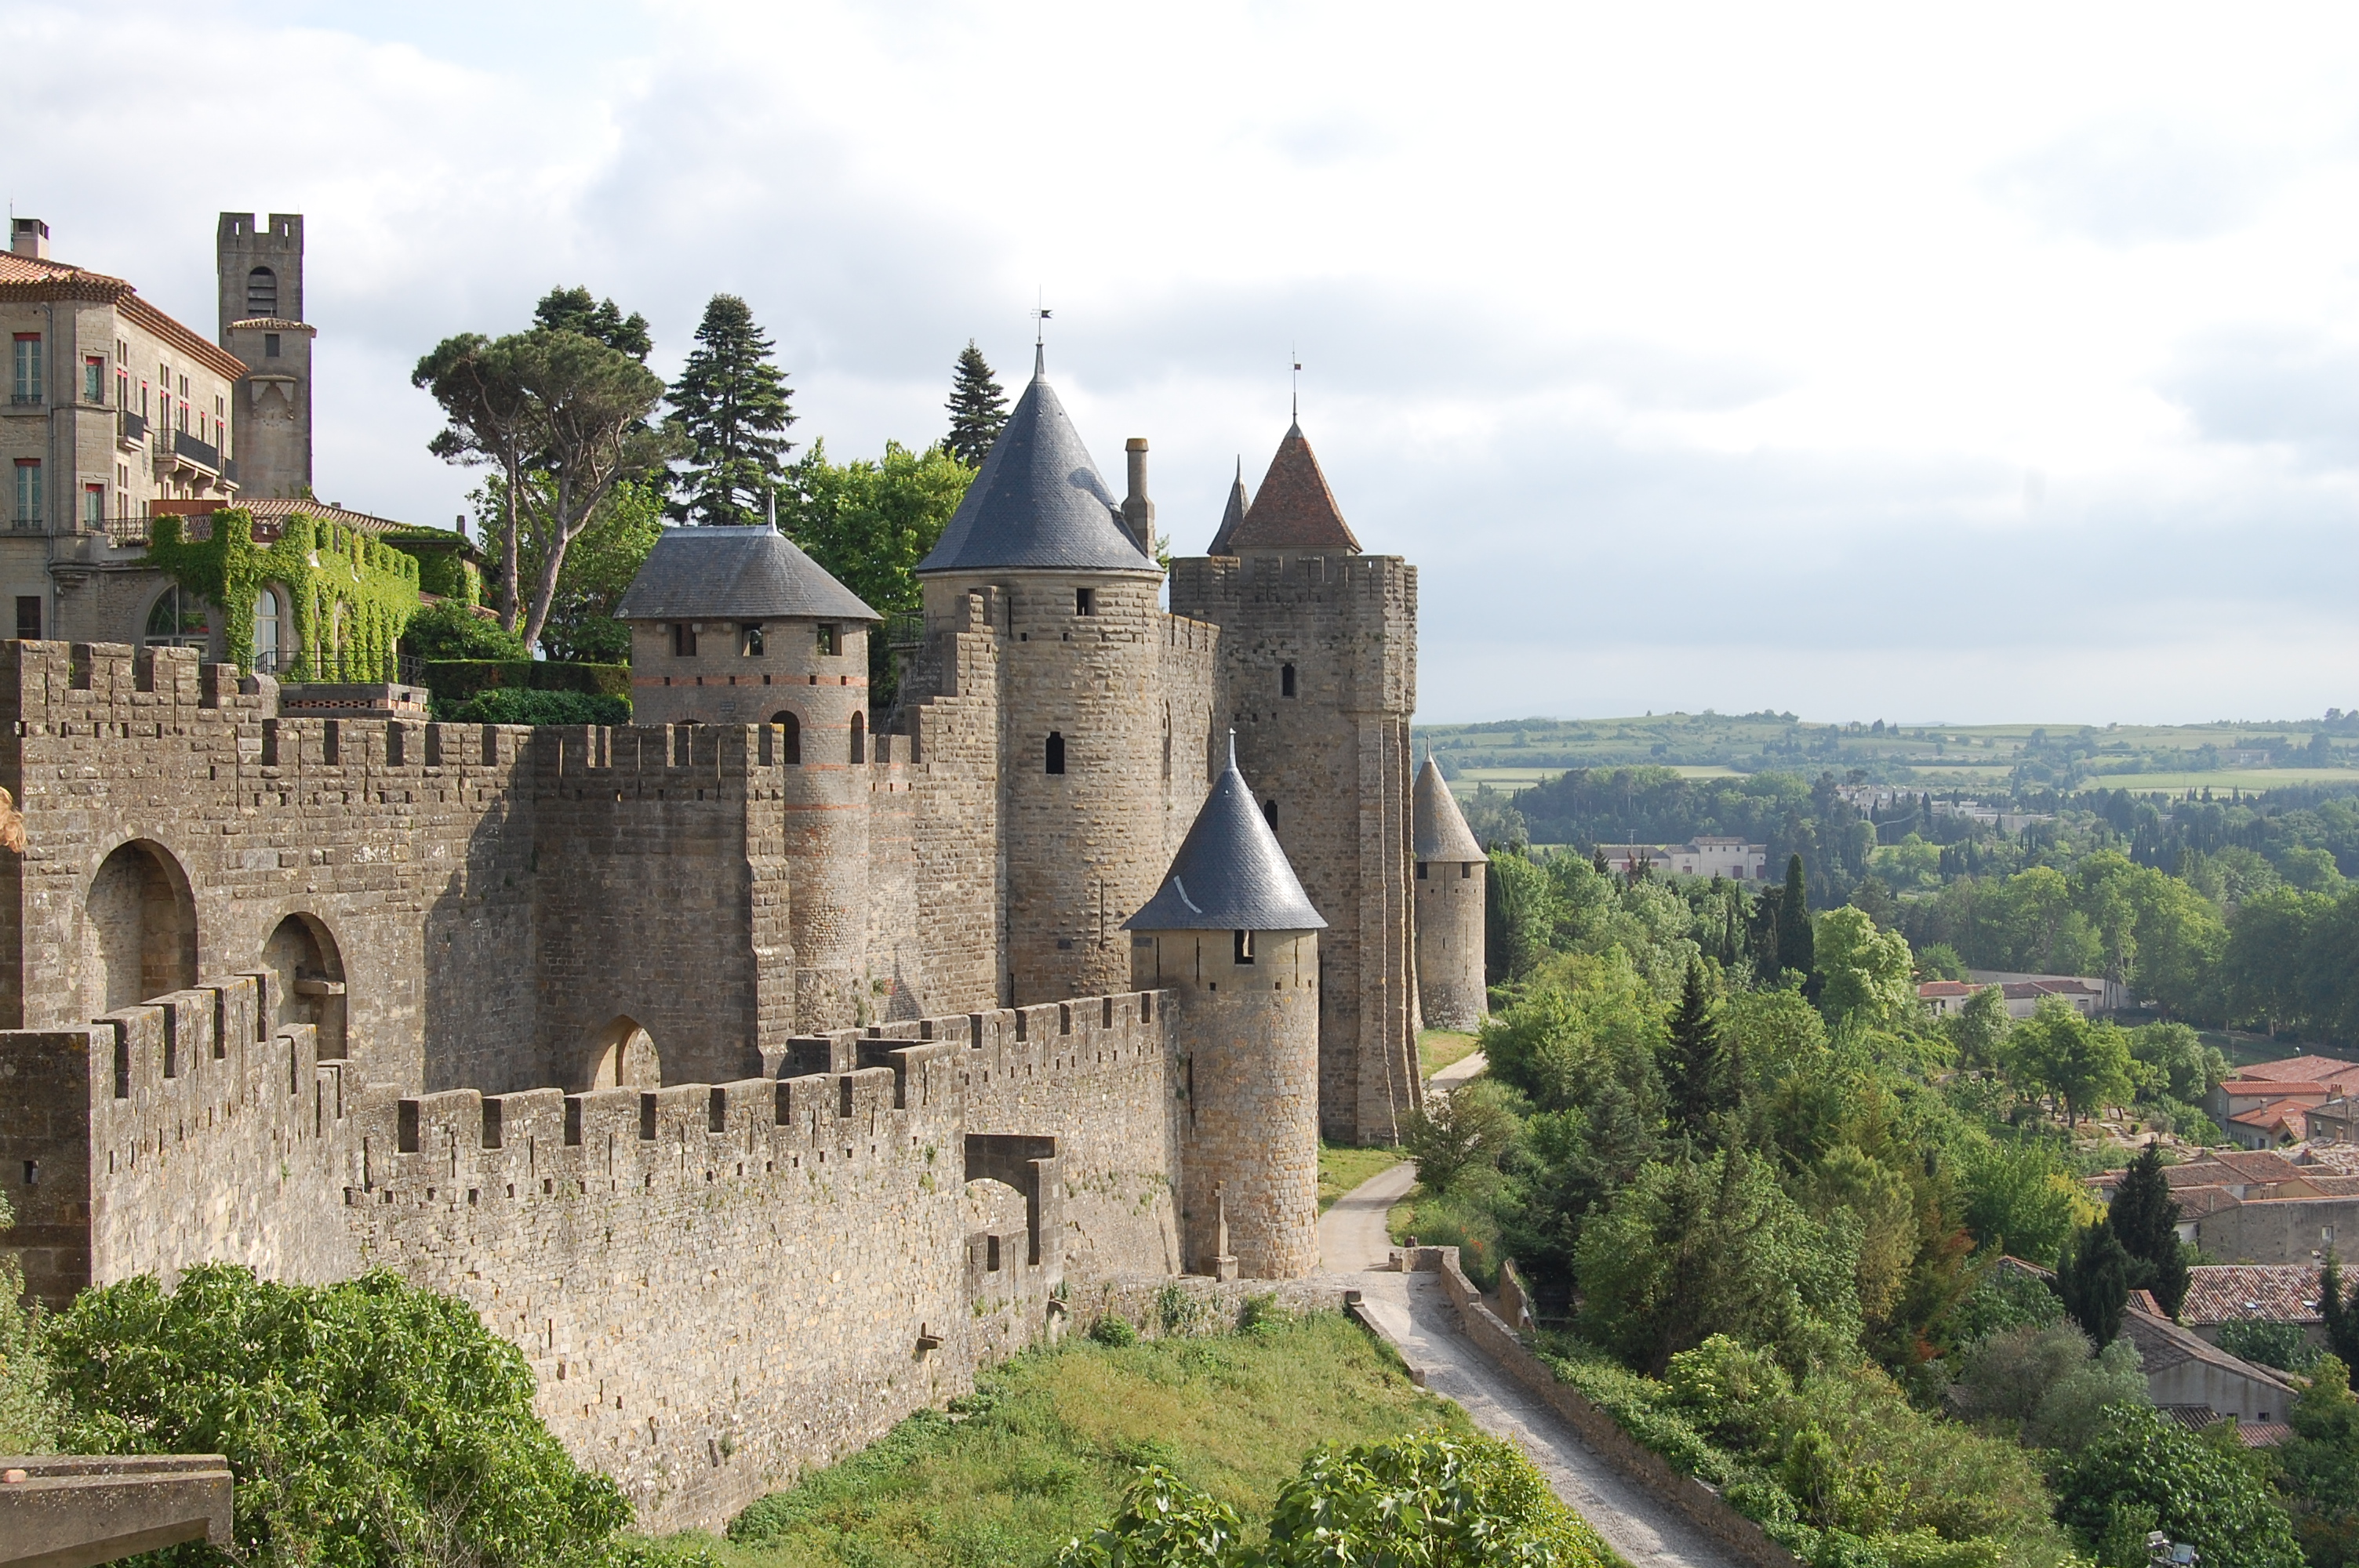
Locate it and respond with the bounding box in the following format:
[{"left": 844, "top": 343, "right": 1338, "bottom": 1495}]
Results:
[
  {"left": 587, "top": 1015, "right": 660, "bottom": 1091},
  {"left": 262, "top": 913, "right": 348, "bottom": 1059},
  {"left": 82, "top": 840, "right": 198, "bottom": 1018}
]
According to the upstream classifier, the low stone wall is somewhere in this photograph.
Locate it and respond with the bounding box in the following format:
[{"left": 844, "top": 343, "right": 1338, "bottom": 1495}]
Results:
[
  {"left": 1394, "top": 1247, "right": 1802, "bottom": 1568},
  {"left": 1073, "top": 1272, "right": 1356, "bottom": 1338}
]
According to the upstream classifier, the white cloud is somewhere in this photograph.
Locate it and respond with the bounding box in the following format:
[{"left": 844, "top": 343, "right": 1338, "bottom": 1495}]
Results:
[{"left": 14, "top": 0, "right": 2359, "bottom": 721}]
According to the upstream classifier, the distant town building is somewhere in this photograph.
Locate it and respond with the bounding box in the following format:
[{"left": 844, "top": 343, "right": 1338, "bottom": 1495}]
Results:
[
  {"left": 1588, "top": 836, "right": 1767, "bottom": 880},
  {"left": 2210, "top": 1055, "right": 2359, "bottom": 1149},
  {"left": 1917, "top": 971, "right": 2123, "bottom": 1020}
]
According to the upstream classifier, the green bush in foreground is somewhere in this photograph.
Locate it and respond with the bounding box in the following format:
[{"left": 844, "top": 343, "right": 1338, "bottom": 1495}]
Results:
[
  {"left": 49, "top": 1264, "right": 630, "bottom": 1566},
  {"left": 1056, "top": 1432, "right": 1612, "bottom": 1568}
]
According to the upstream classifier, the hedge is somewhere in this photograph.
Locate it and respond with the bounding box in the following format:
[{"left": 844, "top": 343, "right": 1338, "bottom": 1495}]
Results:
[{"left": 420, "top": 659, "right": 631, "bottom": 707}]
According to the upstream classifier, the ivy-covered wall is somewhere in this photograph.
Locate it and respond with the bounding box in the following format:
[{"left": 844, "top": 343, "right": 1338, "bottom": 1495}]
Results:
[{"left": 144, "top": 509, "right": 422, "bottom": 682}]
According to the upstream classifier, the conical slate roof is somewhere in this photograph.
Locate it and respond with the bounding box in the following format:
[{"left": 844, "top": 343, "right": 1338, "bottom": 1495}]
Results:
[
  {"left": 1206, "top": 458, "right": 1250, "bottom": 556},
  {"left": 1414, "top": 757, "right": 1486, "bottom": 862},
  {"left": 1125, "top": 738, "right": 1326, "bottom": 932},
  {"left": 613, "top": 524, "right": 879, "bottom": 622},
  {"left": 1222, "top": 423, "right": 1361, "bottom": 554},
  {"left": 918, "top": 351, "right": 1158, "bottom": 575}
]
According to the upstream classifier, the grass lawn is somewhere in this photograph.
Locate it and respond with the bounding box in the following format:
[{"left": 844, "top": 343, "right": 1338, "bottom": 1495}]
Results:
[
  {"left": 651, "top": 1314, "right": 1470, "bottom": 1566},
  {"left": 1419, "top": 1029, "right": 1481, "bottom": 1080},
  {"left": 1319, "top": 1141, "right": 1405, "bottom": 1211}
]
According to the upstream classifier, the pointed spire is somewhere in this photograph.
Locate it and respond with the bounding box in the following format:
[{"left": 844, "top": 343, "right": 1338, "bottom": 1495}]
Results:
[
  {"left": 1125, "top": 736, "right": 1325, "bottom": 931},
  {"left": 1207, "top": 456, "right": 1252, "bottom": 555},
  {"left": 918, "top": 359, "right": 1158, "bottom": 575},
  {"left": 1413, "top": 757, "right": 1485, "bottom": 861},
  {"left": 1223, "top": 423, "right": 1361, "bottom": 554}
]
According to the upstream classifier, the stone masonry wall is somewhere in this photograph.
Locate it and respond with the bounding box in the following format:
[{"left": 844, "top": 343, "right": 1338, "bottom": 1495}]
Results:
[
  {"left": 529, "top": 725, "right": 790, "bottom": 1087},
  {"left": 0, "top": 642, "right": 543, "bottom": 1094},
  {"left": 2, "top": 977, "right": 1186, "bottom": 1533}
]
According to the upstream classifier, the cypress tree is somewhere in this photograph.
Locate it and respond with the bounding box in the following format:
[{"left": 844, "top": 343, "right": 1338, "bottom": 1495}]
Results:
[
  {"left": 2055, "top": 1219, "right": 2132, "bottom": 1346},
  {"left": 2110, "top": 1143, "right": 2190, "bottom": 1317},
  {"left": 665, "top": 295, "right": 794, "bottom": 527},
  {"left": 1662, "top": 960, "right": 1724, "bottom": 1139},
  {"left": 1776, "top": 855, "right": 1815, "bottom": 978},
  {"left": 943, "top": 341, "right": 1009, "bottom": 467},
  {"left": 2324, "top": 1255, "right": 2359, "bottom": 1366}
]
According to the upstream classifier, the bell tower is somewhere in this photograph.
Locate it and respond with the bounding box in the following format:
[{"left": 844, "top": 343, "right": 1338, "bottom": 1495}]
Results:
[{"left": 216, "top": 212, "right": 314, "bottom": 499}]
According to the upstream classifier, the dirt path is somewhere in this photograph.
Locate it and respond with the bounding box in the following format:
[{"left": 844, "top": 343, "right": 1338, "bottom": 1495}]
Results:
[{"left": 1318, "top": 1159, "right": 1417, "bottom": 1272}]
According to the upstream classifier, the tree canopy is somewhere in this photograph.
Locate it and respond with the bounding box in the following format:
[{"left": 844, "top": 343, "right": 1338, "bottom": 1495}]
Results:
[{"left": 943, "top": 340, "right": 1009, "bottom": 467}]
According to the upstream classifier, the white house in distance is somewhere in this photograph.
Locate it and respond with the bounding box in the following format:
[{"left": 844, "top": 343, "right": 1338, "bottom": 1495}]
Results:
[{"left": 1590, "top": 837, "right": 1768, "bottom": 881}]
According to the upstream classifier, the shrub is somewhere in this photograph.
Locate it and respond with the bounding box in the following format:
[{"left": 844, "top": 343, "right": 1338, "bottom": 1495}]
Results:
[
  {"left": 1089, "top": 1315, "right": 1140, "bottom": 1348},
  {"left": 402, "top": 596, "right": 526, "bottom": 662},
  {"left": 2049, "top": 1403, "right": 2303, "bottom": 1568},
  {"left": 451, "top": 688, "right": 631, "bottom": 726},
  {"left": 1056, "top": 1433, "right": 1613, "bottom": 1568},
  {"left": 47, "top": 1264, "right": 630, "bottom": 1566},
  {"left": 0, "top": 1193, "right": 55, "bottom": 1452},
  {"left": 2219, "top": 1317, "right": 2321, "bottom": 1373}
]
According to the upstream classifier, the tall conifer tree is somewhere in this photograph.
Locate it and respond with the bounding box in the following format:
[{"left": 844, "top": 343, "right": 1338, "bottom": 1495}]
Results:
[
  {"left": 943, "top": 341, "right": 1009, "bottom": 467},
  {"left": 1776, "top": 855, "right": 1815, "bottom": 978},
  {"left": 666, "top": 295, "right": 794, "bottom": 526},
  {"left": 2110, "top": 1144, "right": 2190, "bottom": 1317},
  {"left": 2056, "top": 1219, "right": 2132, "bottom": 1345},
  {"left": 1663, "top": 960, "right": 1729, "bottom": 1140}
]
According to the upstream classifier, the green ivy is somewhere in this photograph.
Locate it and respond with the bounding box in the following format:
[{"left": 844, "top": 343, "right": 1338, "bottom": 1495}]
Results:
[{"left": 144, "top": 508, "right": 422, "bottom": 682}]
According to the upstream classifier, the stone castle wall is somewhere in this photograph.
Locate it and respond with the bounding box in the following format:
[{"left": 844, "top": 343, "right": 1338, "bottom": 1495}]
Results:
[
  {"left": 1169, "top": 553, "right": 1421, "bottom": 1145},
  {"left": 3, "top": 956, "right": 1185, "bottom": 1532}
]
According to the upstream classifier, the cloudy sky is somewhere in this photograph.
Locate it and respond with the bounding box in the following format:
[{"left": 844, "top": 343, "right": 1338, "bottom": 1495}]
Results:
[{"left": 13, "top": 1, "right": 2359, "bottom": 724}]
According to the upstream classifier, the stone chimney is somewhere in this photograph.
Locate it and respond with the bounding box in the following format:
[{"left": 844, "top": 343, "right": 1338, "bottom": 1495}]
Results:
[
  {"left": 1121, "top": 437, "right": 1156, "bottom": 557},
  {"left": 10, "top": 219, "right": 49, "bottom": 260}
]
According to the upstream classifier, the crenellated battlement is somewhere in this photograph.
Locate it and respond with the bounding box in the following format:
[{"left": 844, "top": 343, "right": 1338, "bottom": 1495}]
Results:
[{"left": 1169, "top": 551, "right": 1416, "bottom": 612}]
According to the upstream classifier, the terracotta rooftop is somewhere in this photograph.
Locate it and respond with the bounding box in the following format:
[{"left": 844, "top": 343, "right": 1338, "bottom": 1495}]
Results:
[
  {"left": 1218, "top": 423, "right": 1360, "bottom": 554},
  {"left": 2244, "top": 1054, "right": 2359, "bottom": 1085},
  {"left": 2221, "top": 1080, "right": 2332, "bottom": 1098},
  {"left": 1918, "top": 981, "right": 1976, "bottom": 997},
  {"left": 2181, "top": 1265, "right": 2323, "bottom": 1326}
]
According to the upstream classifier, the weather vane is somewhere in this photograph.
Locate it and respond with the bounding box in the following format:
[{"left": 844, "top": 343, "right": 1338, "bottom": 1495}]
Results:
[{"left": 1292, "top": 344, "right": 1302, "bottom": 422}]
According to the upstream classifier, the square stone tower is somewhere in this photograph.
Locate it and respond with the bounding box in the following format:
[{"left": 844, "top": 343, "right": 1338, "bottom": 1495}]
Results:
[
  {"left": 1170, "top": 423, "right": 1422, "bottom": 1145},
  {"left": 216, "top": 212, "right": 314, "bottom": 499}
]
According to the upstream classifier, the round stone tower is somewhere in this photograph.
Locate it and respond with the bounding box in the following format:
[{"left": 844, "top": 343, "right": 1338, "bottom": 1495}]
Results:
[
  {"left": 917, "top": 347, "right": 1165, "bottom": 1007},
  {"left": 1126, "top": 738, "right": 1324, "bottom": 1279},
  {"left": 1412, "top": 756, "right": 1488, "bottom": 1033},
  {"left": 612, "top": 524, "right": 883, "bottom": 1029}
]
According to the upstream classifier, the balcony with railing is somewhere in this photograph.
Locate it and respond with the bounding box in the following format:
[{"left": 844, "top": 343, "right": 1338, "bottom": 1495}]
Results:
[
  {"left": 8, "top": 392, "right": 39, "bottom": 408},
  {"left": 173, "top": 430, "right": 221, "bottom": 473},
  {"left": 118, "top": 409, "right": 148, "bottom": 445}
]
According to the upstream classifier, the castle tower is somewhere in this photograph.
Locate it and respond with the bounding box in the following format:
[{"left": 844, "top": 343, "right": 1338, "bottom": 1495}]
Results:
[
  {"left": 613, "top": 524, "right": 882, "bottom": 1029},
  {"left": 916, "top": 348, "right": 1165, "bottom": 1006},
  {"left": 1128, "top": 737, "right": 1323, "bottom": 1279},
  {"left": 1412, "top": 757, "right": 1487, "bottom": 1032},
  {"left": 1169, "top": 422, "right": 1420, "bottom": 1145},
  {"left": 216, "top": 212, "right": 313, "bottom": 499}
]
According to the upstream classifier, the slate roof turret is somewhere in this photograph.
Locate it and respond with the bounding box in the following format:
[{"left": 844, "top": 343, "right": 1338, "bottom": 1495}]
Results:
[
  {"left": 1206, "top": 458, "right": 1250, "bottom": 556},
  {"left": 1125, "top": 735, "right": 1326, "bottom": 932},
  {"left": 1413, "top": 757, "right": 1486, "bottom": 862},
  {"left": 918, "top": 350, "right": 1158, "bottom": 576},
  {"left": 1215, "top": 422, "right": 1361, "bottom": 554},
  {"left": 613, "top": 524, "right": 879, "bottom": 623}
]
